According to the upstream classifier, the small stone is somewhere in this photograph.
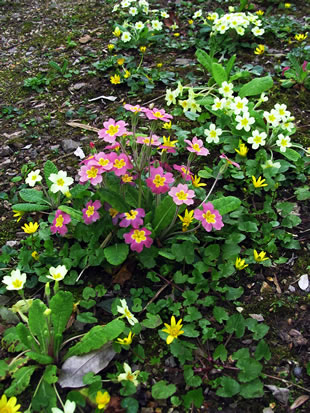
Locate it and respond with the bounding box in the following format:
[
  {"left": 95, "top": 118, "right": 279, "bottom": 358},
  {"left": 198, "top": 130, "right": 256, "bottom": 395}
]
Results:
[
  {"left": 50, "top": 145, "right": 60, "bottom": 151},
  {"left": 72, "top": 82, "right": 86, "bottom": 90},
  {"left": 50, "top": 119, "right": 60, "bottom": 128},
  {"left": 293, "top": 366, "right": 303, "bottom": 378},
  {"left": 164, "top": 356, "right": 176, "bottom": 368},
  {"left": 0, "top": 145, "right": 13, "bottom": 157},
  {"left": 61, "top": 139, "right": 80, "bottom": 152}
]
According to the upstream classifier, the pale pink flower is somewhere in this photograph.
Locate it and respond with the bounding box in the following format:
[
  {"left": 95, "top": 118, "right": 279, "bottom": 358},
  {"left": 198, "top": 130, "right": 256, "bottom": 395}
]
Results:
[
  {"left": 78, "top": 161, "right": 103, "bottom": 185},
  {"left": 184, "top": 137, "right": 209, "bottom": 156},
  {"left": 110, "top": 153, "right": 132, "bottom": 176},
  {"left": 168, "top": 184, "right": 195, "bottom": 206},
  {"left": 143, "top": 107, "right": 173, "bottom": 122},
  {"left": 98, "top": 118, "right": 128, "bottom": 143},
  {"left": 136, "top": 134, "right": 161, "bottom": 146},
  {"left": 194, "top": 202, "right": 224, "bottom": 232},
  {"left": 220, "top": 154, "right": 240, "bottom": 168},
  {"left": 94, "top": 152, "right": 114, "bottom": 171},
  {"left": 173, "top": 164, "right": 192, "bottom": 181},
  {"left": 124, "top": 104, "right": 146, "bottom": 113}
]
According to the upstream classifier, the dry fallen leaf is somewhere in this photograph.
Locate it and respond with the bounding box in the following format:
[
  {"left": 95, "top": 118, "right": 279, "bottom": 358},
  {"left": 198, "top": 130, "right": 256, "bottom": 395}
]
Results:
[
  {"left": 113, "top": 264, "right": 132, "bottom": 286},
  {"left": 290, "top": 394, "right": 309, "bottom": 410},
  {"left": 79, "top": 34, "right": 91, "bottom": 44}
]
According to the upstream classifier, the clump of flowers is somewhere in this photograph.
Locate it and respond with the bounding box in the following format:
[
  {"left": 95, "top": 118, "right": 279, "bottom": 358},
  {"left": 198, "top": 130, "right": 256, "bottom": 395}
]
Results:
[{"left": 210, "top": 12, "right": 265, "bottom": 37}]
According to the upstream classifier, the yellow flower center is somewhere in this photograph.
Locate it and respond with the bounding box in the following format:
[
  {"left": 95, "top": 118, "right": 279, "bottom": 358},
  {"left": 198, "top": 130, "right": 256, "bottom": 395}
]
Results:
[
  {"left": 153, "top": 111, "right": 163, "bottom": 118},
  {"left": 210, "top": 130, "right": 217, "bottom": 138},
  {"left": 126, "top": 372, "right": 135, "bottom": 381},
  {"left": 114, "top": 159, "right": 126, "bottom": 169},
  {"left": 153, "top": 174, "right": 166, "bottom": 187},
  {"left": 86, "top": 206, "right": 95, "bottom": 217},
  {"left": 236, "top": 102, "right": 243, "bottom": 109},
  {"left": 107, "top": 124, "right": 120, "bottom": 136},
  {"left": 124, "top": 308, "right": 133, "bottom": 318},
  {"left": 254, "top": 136, "right": 262, "bottom": 144},
  {"left": 202, "top": 210, "right": 216, "bottom": 223},
  {"left": 56, "top": 215, "right": 64, "bottom": 228},
  {"left": 52, "top": 273, "right": 62, "bottom": 280},
  {"left": 98, "top": 158, "right": 110, "bottom": 166},
  {"left": 176, "top": 190, "right": 188, "bottom": 201},
  {"left": 32, "top": 175, "right": 37, "bottom": 180},
  {"left": 122, "top": 174, "right": 133, "bottom": 183},
  {"left": 87, "top": 166, "right": 98, "bottom": 179},
  {"left": 131, "top": 229, "right": 146, "bottom": 243},
  {"left": 224, "top": 86, "right": 230, "bottom": 93},
  {"left": 281, "top": 139, "right": 288, "bottom": 146},
  {"left": 12, "top": 279, "right": 22, "bottom": 289},
  {"left": 57, "top": 178, "right": 65, "bottom": 186},
  {"left": 125, "top": 210, "right": 138, "bottom": 220},
  {"left": 269, "top": 114, "right": 276, "bottom": 122},
  {"left": 109, "top": 208, "right": 118, "bottom": 218},
  {"left": 241, "top": 118, "right": 249, "bottom": 126},
  {"left": 192, "top": 143, "right": 201, "bottom": 152}
]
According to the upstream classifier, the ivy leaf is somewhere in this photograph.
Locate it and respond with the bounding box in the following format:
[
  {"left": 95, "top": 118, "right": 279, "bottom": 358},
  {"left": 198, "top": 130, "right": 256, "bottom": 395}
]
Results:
[
  {"left": 213, "top": 344, "right": 228, "bottom": 362},
  {"left": 152, "top": 381, "right": 176, "bottom": 399},
  {"left": 32, "top": 379, "right": 57, "bottom": 411},
  {"left": 225, "top": 314, "right": 245, "bottom": 338},
  {"left": 5, "top": 366, "right": 37, "bottom": 397},
  {"left": 104, "top": 243, "right": 129, "bottom": 266},
  {"left": 182, "top": 388, "right": 204, "bottom": 409}
]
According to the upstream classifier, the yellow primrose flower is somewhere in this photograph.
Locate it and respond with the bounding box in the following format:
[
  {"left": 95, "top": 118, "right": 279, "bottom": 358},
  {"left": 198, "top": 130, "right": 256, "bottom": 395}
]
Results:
[
  {"left": 254, "top": 249, "right": 269, "bottom": 262},
  {"left": 0, "top": 394, "right": 22, "bottom": 413},
  {"left": 113, "top": 27, "right": 121, "bottom": 37},
  {"left": 107, "top": 44, "right": 115, "bottom": 51},
  {"left": 31, "top": 251, "right": 40, "bottom": 261},
  {"left": 254, "top": 44, "right": 265, "bottom": 55},
  {"left": 256, "top": 10, "right": 264, "bottom": 16},
  {"left": 110, "top": 74, "right": 121, "bottom": 84},
  {"left": 157, "top": 62, "right": 163, "bottom": 68},
  {"left": 21, "top": 221, "right": 39, "bottom": 234},
  {"left": 162, "top": 316, "right": 184, "bottom": 344},
  {"left": 235, "top": 257, "right": 248, "bottom": 270},
  {"left": 117, "top": 331, "right": 135, "bottom": 345},
  {"left": 295, "top": 33, "right": 307, "bottom": 42},
  {"left": 117, "top": 57, "right": 125, "bottom": 65},
  {"left": 162, "top": 121, "right": 172, "bottom": 129},
  {"left": 191, "top": 175, "right": 206, "bottom": 188},
  {"left": 252, "top": 175, "right": 268, "bottom": 188},
  {"left": 284, "top": 3, "right": 291, "bottom": 8},
  {"left": 178, "top": 209, "right": 194, "bottom": 231},
  {"left": 95, "top": 391, "right": 110, "bottom": 410},
  {"left": 235, "top": 141, "right": 249, "bottom": 157},
  {"left": 13, "top": 210, "right": 25, "bottom": 223},
  {"left": 124, "top": 70, "right": 131, "bottom": 79},
  {"left": 140, "top": 46, "right": 147, "bottom": 53}
]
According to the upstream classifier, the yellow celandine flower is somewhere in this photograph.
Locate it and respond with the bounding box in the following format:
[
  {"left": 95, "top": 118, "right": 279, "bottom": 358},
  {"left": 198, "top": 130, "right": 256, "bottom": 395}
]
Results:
[
  {"left": 117, "top": 331, "right": 135, "bottom": 345},
  {"left": 31, "top": 251, "right": 40, "bottom": 261},
  {"left": 95, "top": 390, "right": 110, "bottom": 410},
  {"left": 256, "top": 10, "right": 264, "bottom": 16},
  {"left": 162, "top": 136, "right": 177, "bottom": 148},
  {"left": 252, "top": 175, "right": 268, "bottom": 188},
  {"left": 188, "top": 19, "right": 194, "bottom": 25},
  {"left": 21, "top": 221, "right": 39, "bottom": 234},
  {"left": 173, "top": 33, "right": 180, "bottom": 37},
  {"left": 235, "top": 257, "right": 248, "bottom": 270},
  {"left": 284, "top": 3, "right": 291, "bottom": 8},
  {"left": 253, "top": 249, "right": 269, "bottom": 262},
  {"left": 107, "top": 44, "right": 115, "bottom": 51},
  {"left": 162, "top": 121, "right": 172, "bottom": 129},
  {"left": 110, "top": 74, "right": 121, "bottom": 84},
  {"left": 254, "top": 44, "right": 265, "bottom": 55},
  {"left": 162, "top": 316, "right": 184, "bottom": 344},
  {"left": 13, "top": 210, "right": 25, "bottom": 223},
  {"left": 157, "top": 63, "right": 163, "bottom": 68},
  {"left": 140, "top": 46, "right": 147, "bottom": 53},
  {"left": 191, "top": 175, "right": 206, "bottom": 188},
  {"left": 124, "top": 70, "right": 131, "bottom": 79},
  {"left": 0, "top": 394, "right": 22, "bottom": 413},
  {"left": 117, "top": 57, "right": 125, "bottom": 65},
  {"left": 178, "top": 209, "right": 194, "bottom": 231},
  {"left": 113, "top": 27, "right": 121, "bottom": 37},
  {"left": 295, "top": 33, "right": 307, "bottom": 42},
  {"left": 235, "top": 141, "right": 249, "bottom": 157}
]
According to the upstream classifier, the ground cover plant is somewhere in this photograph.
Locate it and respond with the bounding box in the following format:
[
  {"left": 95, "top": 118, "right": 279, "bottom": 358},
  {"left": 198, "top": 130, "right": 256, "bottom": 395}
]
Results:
[{"left": 0, "top": 0, "right": 310, "bottom": 412}]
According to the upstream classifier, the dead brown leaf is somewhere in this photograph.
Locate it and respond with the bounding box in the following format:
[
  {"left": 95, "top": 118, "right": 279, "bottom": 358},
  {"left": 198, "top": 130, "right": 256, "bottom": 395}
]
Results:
[
  {"left": 79, "top": 34, "right": 92, "bottom": 44},
  {"left": 290, "top": 395, "right": 309, "bottom": 410},
  {"left": 113, "top": 264, "right": 132, "bottom": 286}
]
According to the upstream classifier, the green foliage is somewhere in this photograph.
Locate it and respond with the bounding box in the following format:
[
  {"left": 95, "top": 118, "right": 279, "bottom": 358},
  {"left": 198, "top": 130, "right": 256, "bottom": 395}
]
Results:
[{"left": 152, "top": 381, "right": 176, "bottom": 399}]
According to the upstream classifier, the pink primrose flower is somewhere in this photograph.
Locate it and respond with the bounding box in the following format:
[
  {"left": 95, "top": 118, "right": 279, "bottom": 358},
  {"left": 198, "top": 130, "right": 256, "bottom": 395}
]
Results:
[
  {"left": 94, "top": 152, "right": 114, "bottom": 171},
  {"left": 136, "top": 134, "right": 161, "bottom": 146},
  {"left": 143, "top": 107, "right": 173, "bottom": 122},
  {"left": 124, "top": 104, "right": 146, "bottom": 114},
  {"left": 119, "top": 208, "right": 145, "bottom": 228},
  {"left": 168, "top": 183, "right": 195, "bottom": 206},
  {"left": 105, "top": 142, "right": 121, "bottom": 151},
  {"left": 51, "top": 210, "right": 71, "bottom": 235},
  {"left": 220, "top": 154, "right": 240, "bottom": 169},
  {"left": 123, "top": 227, "right": 153, "bottom": 253},
  {"left": 146, "top": 166, "right": 175, "bottom": 194},
  {"left": 104, "top": 203, "right": 121, "bottom": 225},
  {"left": 184, "top": 137, "right": 210, "bottom": 156},
  {"left": 173, "top": 164, "right": 192, "bottom": 181},
  {"left": 78, "top": 161, "right": 103, "bottom": 185},
  {"left": 82, "top": 200, "right": 102, "bottom": 225},
  {"left": 98, "top": 118, "right": 128, "bottom": 143},
  {"left": 194, "top": 202, "right": 224, "bottom": 232},
  {"left": 110, "top": 153, "right": 132, "bottom": 176}
]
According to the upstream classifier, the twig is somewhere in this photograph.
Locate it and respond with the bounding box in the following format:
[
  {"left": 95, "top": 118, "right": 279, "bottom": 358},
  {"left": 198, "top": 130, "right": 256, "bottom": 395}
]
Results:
[{"left": 139, "top": 282, "right": 170, "bottom": 314}]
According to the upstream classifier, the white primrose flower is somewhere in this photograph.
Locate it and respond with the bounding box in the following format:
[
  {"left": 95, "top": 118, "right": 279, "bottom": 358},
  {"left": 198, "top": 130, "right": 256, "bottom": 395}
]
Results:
[
  {"left": 139, "top": 0, "right": 149, "bottom": 6},
  {"left": 161, "top": 11, "right": 169, "bottom": 18},
  {"left": 264, "top": 110, "right": 281, "bottom": 128},
  {"left": 112, "top": 4, "right": 119, "bottom": 12},
  {"left": 236, "top": 113, "right": 255, "bottom": 132},
  {"left": 121, "top": 31, "right": 132, "bottom": 42},
  {"left": 49, "top": 171, "right": 74, "bottom": 195},
  {"left": 179, "top": 99, "right": 190, "bottom": 112},
  {"left": 231, "top": 96, "right": 249, "bottom": 115},
  {"left": 187, "top": 98, "right": 201, "bottom": 113},
  {"left": 151, "top": 20, "right": 163, "bottom": 31},
  {"left": 117, "top": 299, "right": 138, "bottom": 325},
  {"left": 175, "top": 81, "right": 183, "bottom": 96},
  {"left": 25, "top": 169, "right": 42, "bottom": 187},
  {"left": 121, "top": 0, "right": 131, "bottom": 8},
  {"left": 204, "top": 123, "right": 223, "bottom": 144},
  {"left": 259, "top": 92, "right": 268, "bottom": 103},
  {"left": 129, "top": 7, "right": 138, "bottom": 16},
  {"left": 165, "top": 88, "right": 178, "bottom": 106},
  {"left": 262, "top": 160, "right": 281, "bottom": 169},
  {"left": 47, "top": 265, "right": 68, "bottom": 282},
  {"left": 212, "top": 97, "right": 227, "bottom": 111},
  {"left": 252, "top": 26, "right": 264, "bottom": 36},
  {"left": 281, "top": 120, "right": 295, "bottom": 133},
  {"left": 193, "top": 10, "right": 202, "bottom": 19},
  {"left": 118, "top": 363, "right": 140, "bottom": 386},
  {"left": 52, "top": 400, "right": 76, "bottom": 413},
  {"left": 135, "top": 21, "right": 145, "bottom": 30},
  {"left": 276, "top": 134, "right": 291, "bottom": 152},
  {"left": 142, "top": 5, "right": 149, "bottom": 14},
  {"left": 247, "top": 130, "right": 267, "bottom": 149},
  {"left": 274, "top": 103, "right": 290, "bottom": 122},
  {"left": 2, "top": 269, "right": 27, "bottom": 291},
  {"left": 219, "top": 81, "right": 234, "bottom": 97}
]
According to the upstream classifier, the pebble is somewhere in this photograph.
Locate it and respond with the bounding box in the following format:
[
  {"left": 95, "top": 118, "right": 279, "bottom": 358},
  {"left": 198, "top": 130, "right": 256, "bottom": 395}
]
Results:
[
  {"left": 61, "top": 139, "right": 80, "bottom": 152},
  {"left": 293, "top": 366, "right": 303, "bottom": 378}
]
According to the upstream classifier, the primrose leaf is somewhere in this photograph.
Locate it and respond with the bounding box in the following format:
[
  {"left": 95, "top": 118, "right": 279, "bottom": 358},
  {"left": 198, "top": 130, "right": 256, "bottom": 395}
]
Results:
[
  {"left": 58, "top": 205, "right": 83, "bottom": 222},
  {"left": 104, "top": 243, "right": 129, "bottom": 266},
  {"left": 98, "top": 188, "right": 130, "bottom": 212},
  {"left": 50, "top": 291, "right": 74, "bottom": 337},
  {"left": 28, "top": 299, "right": 48, "bottom": 353},
  {"left": 11, "top": 203, "right": 50, "bottom": 212},
  {"left": 239, "top": 75, "right": 273, "bottom": 98},
  {"left": 32, "top": 380, "right": 57, "bottom": 411},
  {"left": 59, "top": 343, "right": 116, "bottom": 388},
  {"left": 195, "top": 49, "right": 213, "bottom": 73},
  {"left": 44, "top": 160, "right": 58, "bottom": 189},
  {"left": 43, "top": 365, "right": 58, "bottom": 384},
  {"left": 5, "top": 366, "right": 37, "bottom": 397},
  {"left": 152, "top": 195, "right": 178, "bottom": 236},
  {"left": 152, "top": 380, "right": 176, "bottom": 399},
  {"left": 282, "top": 148, "right": 301, "bottom": 162},
  {"left": 212, "top": 62, "right": 227, "bottom": 86},
  {"left": 27, "top": 352, "right": 53, "bottom": 365},
  {"left": 19, "top": 189, "right": 46, "bottom": 204}
]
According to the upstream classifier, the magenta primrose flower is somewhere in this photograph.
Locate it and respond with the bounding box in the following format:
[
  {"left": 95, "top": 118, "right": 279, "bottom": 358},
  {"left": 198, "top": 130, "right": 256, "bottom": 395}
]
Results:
[
  {"left": 98, "top": 118, "right": 128, "bottom": 143},
  {"left": 143, "top": 107, "right": 173, "bottom": 122},
  {"left": 110, "top": 153, "right": 132, "bottom": 176},
  {"left": 169, "top": 183, "right": 195, "bottom": 206},
  {"left": 173, "top": 164, "right": 192, "bottom": 181},
  {"left": 220, "top": 154, "right": 240, "bottom": 169},
  {"left": 119, "top": 208, "right": 145, "bottom": 228},
  {"left": 146, "top": 166, "right": 175, "bottom": 194},
  {"left": 194, "top": 202, "right": 224, "bottom": 232},
  {"left": 184, "top": 137, "right": 210, "bottom": 156},
  {"left": 79, "top": 161, "right": 103, "bottom": 185},
  {"left": 124, "top": 104, "right": 145, "bottom": 114},
  {"left": 82, "top": 200, "right": 102, "bottom": 225},
  {"left": 123, "top": 227, "right": 153, "bottom": 253},
  {"left": 51, "top": 210, "right": 71, "bottom": 236},
  {"left": 136, "top": 134, "right": 161, "bottom": 146}
]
